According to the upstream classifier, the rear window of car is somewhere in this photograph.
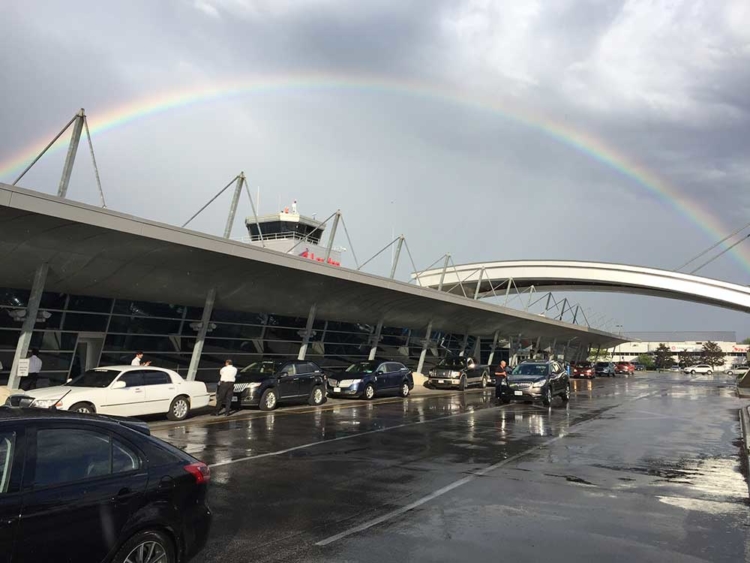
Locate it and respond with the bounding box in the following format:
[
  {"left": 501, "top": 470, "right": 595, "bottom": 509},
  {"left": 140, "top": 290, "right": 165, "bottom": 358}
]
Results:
[{"left": 141, "top": 437, "right": 191, "bottom": 468}]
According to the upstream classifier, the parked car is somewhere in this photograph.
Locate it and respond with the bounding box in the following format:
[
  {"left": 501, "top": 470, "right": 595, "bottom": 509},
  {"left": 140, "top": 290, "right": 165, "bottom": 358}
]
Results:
[
  {"left": 724, "top": 365, "right": 748, "bottom": 376},
  {"left": 572, "top": 361, "right": 595, "bottom": 379},
  {"left": 232, "top": 359, "right": 327, "bottom": 411},
  {"left": 18, "top": 366, "right": 211, "bottom": 421},
  {"left": 328, "top": 360, "right": 414, "bottom": 400},
  {"left": 632, "top": 363, "right": 646, "bottom": 371},
  {"left": 0, "top": 406, "right": 211, "bottom": 563},
  {"left": 426, "top": 356, "right": 490, "bottom": 390},
  {"left": 594, "top": 361, "right": 616, "bottom": 377},
  {"left": 615, "top": 361, "right": 635, "bottom": 375},
  {"left": 683, "top": 364, "right": 714, "bottom": 375},
  {"left": 499, "top": 360, "right": 570, "bottom": 406}
]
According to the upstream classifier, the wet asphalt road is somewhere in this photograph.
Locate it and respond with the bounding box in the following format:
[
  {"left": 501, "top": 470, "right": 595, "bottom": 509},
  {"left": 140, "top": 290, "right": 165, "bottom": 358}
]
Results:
[{"left": 151, "top": 373, "right": 750, "bottom": 562}]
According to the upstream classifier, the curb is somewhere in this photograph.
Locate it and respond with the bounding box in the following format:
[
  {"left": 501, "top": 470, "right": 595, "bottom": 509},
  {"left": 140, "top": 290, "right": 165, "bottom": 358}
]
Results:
[{"left": 740, "top": 406, "right": 750, "bottom": 486}]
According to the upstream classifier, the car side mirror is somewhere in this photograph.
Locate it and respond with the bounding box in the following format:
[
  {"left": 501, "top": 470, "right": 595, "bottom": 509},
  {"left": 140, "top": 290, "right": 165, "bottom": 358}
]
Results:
[
  {"left": 279, "top": 371, "right": 289, "bottom": 378},
  {"left": 112, "top": 381, "right": 127, "bottom": 390},
  {"left": 400, "top": 367, "right": 409, "bottom": 372}
]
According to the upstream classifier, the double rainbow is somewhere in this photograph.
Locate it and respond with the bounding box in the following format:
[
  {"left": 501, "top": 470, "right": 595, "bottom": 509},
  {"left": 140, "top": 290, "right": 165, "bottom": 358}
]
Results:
[{"left": 1, "top": 71, "right": 747, "bottom": 273}]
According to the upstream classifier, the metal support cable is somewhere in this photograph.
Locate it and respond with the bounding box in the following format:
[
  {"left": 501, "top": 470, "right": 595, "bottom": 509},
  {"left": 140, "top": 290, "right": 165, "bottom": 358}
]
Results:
[
  {"left": 286, "top": 210, "right": 338, "bottom": 256},
  {"left": 675, "top": 220, "right": 750, "bottom": 271},
  {"left": 242, "top": 176, "right": 265, "bottom": 247},
  {"left": 182, "top": 176, "right": 238, "bottom": 228},
  {"left": 13, "top": 113, "right": 78, "bottom": 185},
  {"left": 83, "top": 116, "right": 106, "bottom": 208},
  {"left": 357, "top": 236, "right": 400, "bottom": 271},
  {"left": 689, "top": 233, "right": 750, "bottom": 274},
  {"left": 402, "top": 239, "right": 422, "bottom": 286},
  {"left": 339, "top": 215, "right": 360, "bottom": 269}
]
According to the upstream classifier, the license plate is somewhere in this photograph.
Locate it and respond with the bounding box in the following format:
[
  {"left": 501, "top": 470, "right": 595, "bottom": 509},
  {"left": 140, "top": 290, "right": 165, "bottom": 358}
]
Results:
[
  {"left": 514, "top": 390, "right": 523, "bottom": 396},
  {"left": 438, "top": 379, "right": 445, "bottom": 383},
  {"left": 231, "top": 396, "right": 238, "bottom": 402},
  {"left": 334, "top": 387, "right": 341, "bottom": 393}
]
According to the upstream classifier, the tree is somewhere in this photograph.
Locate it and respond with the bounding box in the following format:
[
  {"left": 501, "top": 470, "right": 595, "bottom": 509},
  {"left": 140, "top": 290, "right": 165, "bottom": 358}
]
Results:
[
  {"left": 654, "top": 344, "right": 673, "bottom": 371},
  {"left": 678, "top": 349, "right": 696, "bottom": 368},
  {"left": 742, "top": 337, "right": 750, "bottom": 345},
  {"left": 636, "top": 354, "right": 654, "bottom": 369},
  {"left": 701, "top": 341, "right": 725, "bottom": 368}
]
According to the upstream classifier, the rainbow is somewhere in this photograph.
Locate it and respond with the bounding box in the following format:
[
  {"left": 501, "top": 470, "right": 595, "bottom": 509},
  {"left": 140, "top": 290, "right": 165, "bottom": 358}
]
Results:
[{"left": 2, "top": 71, "right": 748, "bottom": 273}]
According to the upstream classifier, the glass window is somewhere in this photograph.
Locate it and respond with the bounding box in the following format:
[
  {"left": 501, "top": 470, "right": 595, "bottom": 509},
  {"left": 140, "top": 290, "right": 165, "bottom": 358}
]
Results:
[
  {"left": 67, "top": 295, "right": 113, "bottom": 313},
  {"left": 67, "top": 369, "right": 121, "bottom": 388},
  {"left": 388, "top": 363, "right": 404, "bottom": 372},
  {"left": 62, "top": 313, "right": 108, "bottom": 332},
  {"left": 0, "top": 431, "right": 16, "bottom": 494},
  {"left": 143, "top": 371, "right": 171, "bottom": 386},
  {"left": 113, "top": 300, "right": 184, "bottom": 319},
  {"left": 112, "top": 439, "right": 140, "bottom": 473},
  {"left": 108, "top": 316, "right": 181, "bottom": 336},
  {"left": 119, "top": 372, "right": 145, "bottom": 388},
  {"left": 35, "top": 429, "right": 111, "bottom": 487},
  {"left": 281, "top": 364, "right": 296, "bottom": 376}
]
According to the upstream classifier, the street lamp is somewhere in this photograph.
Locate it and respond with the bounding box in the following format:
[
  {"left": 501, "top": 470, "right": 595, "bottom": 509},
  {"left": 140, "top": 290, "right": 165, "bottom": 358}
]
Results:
[{"left": 614, "top": 324, "right": 623, "bottom": 360}]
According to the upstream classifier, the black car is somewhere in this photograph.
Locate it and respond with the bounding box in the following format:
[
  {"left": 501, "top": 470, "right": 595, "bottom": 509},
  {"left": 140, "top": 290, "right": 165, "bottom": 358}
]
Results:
[
  {"left": 426, "top": 356, "right": 491, "bottom": 390},
  {"left": 498, "top": 360, "right": 570, "bottom": 406},
  {"left": 232, "top": 359, "right": 327, "bottom": 411},
  {"left": 327, "top": 360, "right": 414, "bottom": 400},
  {"left": 0, "top": 406, "right": 211, "bottom": 563}
]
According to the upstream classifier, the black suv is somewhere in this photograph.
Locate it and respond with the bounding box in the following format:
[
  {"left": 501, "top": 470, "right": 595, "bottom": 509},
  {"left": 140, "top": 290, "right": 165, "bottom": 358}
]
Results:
[
  {"left": 498, "top": 360, "right": 571, "bottom": 406},
  {"left": 232, "top": 359, "right": 328, "bottom": 411},
  {"left": 0, "top": 407, "right": 211, "bottom": 563}
]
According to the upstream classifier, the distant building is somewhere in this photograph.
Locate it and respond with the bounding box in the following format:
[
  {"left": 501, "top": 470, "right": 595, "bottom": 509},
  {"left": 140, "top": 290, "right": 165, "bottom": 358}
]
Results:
[{"left": 609, "top": 331, "right": 748, "bottom": 365}]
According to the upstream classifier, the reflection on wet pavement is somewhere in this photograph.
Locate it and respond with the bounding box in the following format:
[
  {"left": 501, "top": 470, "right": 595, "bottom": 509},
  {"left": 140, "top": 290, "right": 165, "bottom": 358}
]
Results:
[{"left": 150, "top": 372, "right": 749, "bottom": 563}]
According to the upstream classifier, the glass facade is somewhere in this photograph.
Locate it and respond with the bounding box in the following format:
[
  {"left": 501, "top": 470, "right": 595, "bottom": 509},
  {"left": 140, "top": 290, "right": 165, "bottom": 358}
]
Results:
[{"left": 0, "top": 286, "right": 505, "bottom": 385}]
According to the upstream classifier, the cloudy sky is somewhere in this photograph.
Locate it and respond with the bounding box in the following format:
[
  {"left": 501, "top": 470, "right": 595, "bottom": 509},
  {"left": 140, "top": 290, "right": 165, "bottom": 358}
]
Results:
[{"left": 2, "top": 0, "right": 750, "bottom": 338}]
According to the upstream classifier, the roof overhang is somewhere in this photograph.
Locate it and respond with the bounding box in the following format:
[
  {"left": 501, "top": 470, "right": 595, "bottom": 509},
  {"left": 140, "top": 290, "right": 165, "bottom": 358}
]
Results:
[{"left": 0, "top": 183, "right": 624, "bottom": 348}]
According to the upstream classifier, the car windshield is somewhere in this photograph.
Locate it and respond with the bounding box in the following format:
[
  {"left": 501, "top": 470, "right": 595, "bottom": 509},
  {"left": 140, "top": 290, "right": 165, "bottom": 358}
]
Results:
[
  {"left": 65, "top": 369, "right": 120, "bottom": 388},
  {"left": 437, "top": 358, "right": 466, "bottom": 369},
  {"left": 346, "top": 361, "right": 379, "bottom": 373},
  {"left": 240, "top": 361, "right": 281, "bottom": 375},
  {"left": 576, "top": 362, "right": 592, "bottom": 368},
  {"left": 596, "top": 362, "right": 610, "bottom": 367},
  {"left": 511, "top": 364, "right": 549, "bottom": 376}
]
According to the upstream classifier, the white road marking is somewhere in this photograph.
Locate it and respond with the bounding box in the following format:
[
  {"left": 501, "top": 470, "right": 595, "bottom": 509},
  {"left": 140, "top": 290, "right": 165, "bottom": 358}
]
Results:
[
  {"left": 208, "top": 404, "right": 536, "bottom": 469},
  {"left": 315, "top": 388, "right": 664, "bottom": 547}
]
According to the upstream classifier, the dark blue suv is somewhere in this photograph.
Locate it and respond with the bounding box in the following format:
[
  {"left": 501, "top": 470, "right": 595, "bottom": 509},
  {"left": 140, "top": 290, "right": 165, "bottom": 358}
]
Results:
[{"left": 327, "top": 360, "right": 414, "bottom": 400}]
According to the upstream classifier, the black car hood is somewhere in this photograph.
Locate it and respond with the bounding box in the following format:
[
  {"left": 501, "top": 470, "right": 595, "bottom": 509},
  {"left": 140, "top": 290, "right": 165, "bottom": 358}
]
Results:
[
  {"left": 235, "top": 372, "right": 275, "bottom": 383},
  {"left": 508, "top": 375, "right": 546, "bottom": 384}
]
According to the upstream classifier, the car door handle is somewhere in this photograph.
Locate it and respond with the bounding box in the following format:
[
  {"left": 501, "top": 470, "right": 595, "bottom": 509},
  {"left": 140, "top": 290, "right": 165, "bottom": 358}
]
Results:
[{"left": 115, "top": 487, "right": 137, "bottom": 503}]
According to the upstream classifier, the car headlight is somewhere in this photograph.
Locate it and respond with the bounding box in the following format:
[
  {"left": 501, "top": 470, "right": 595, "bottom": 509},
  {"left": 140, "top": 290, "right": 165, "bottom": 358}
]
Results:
[
  {"left": 248, "top": 382, "right": 261, "bottom": 391},
  {"left": 532, "top": 380, "right": 546, "bottom": 388},
  {"left": 32, "top": 398, "right": 62, "bottom": 409}
]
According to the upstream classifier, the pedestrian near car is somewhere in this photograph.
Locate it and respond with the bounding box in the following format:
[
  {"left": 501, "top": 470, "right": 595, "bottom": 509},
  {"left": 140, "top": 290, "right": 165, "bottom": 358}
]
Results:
[
  {"left": 131, "top": 352, "right": 151, "bottom": 366},
  {"left": 214, "top": 359, "right": 237, "bottom": 417},
  {"left": 20, "top": 349, "right": 43, "bottom": 391},
  {"left": 494, "top": 360, "right": 509, "bottom": 399}
]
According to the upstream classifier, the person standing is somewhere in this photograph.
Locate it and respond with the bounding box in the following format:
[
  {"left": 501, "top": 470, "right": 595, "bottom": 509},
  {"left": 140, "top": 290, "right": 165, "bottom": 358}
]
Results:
[
  {"left": 214, "top": 359, "right": 237, "bottom": 417},
  {"left": 131, "top": 352, "right": 151, "bottom": 366},
  {"left": 20, "top": 349, "right": 43, "bottom": 391},
  {"left": 494, "top": 359, "right": 510, "bottom": 400}
]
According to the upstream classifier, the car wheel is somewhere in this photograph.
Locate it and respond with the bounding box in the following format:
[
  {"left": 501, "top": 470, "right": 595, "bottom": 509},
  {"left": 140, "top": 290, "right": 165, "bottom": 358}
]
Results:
[
  {"left": 166, "top": 395, "right": 190, "bottom": 421},
  {"left": 707, "top": 370, "right": 712, "bottom": 375},
  {"left": 113, "top": 529, "right": 175, "bottom": 563},
  {"left": 69, "top": 402, "right": 95, "bottom": 414},
  {"left": 480, "top": 373, "right": 488, "bottom": 389},
  {"left": 399, "top": 381, "right": 411, "bottom": 397},
  {"left": 690, "top": 370, "right": 696, "bottom": 375},
  {"left": 260, "top": 388, "right": 278, "bottom": 411},
  {"left": 561, "top": 384, "right": 570, "bottom": 402},
  {"left": 459, "top": 375, "right": 467, "bottom": 391},
  {"left": 500, "top": 396, "right": 511, "bottom": 404},
  {"left": 542, "top": 386, "right": 552, "bottom": 406},
  {"left": 364, "top": 384, "right": 375, "bottom": 400},
  {"left": 308, "top": 386, "right": 326, "bottom": 406}
]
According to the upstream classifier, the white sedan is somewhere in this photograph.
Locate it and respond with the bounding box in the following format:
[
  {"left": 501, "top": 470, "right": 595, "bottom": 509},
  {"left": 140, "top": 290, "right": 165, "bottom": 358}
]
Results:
[
  {"left": 22, "top": 366, "right": 210, "bottom": 421},
  {"left": 683, "top": 364, "right": 714, "bottom": 375}
]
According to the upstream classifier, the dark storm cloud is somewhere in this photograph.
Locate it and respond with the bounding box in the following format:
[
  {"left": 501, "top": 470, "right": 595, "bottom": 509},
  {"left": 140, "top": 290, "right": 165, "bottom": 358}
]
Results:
[{"left": 1, "top": 0, "right": 750, "bottom": 335}]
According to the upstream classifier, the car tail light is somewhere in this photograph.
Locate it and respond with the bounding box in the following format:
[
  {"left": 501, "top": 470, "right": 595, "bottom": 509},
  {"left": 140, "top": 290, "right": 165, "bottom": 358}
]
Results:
[{"left": 184, "top": 462, "right": 211, "bottom": 485}]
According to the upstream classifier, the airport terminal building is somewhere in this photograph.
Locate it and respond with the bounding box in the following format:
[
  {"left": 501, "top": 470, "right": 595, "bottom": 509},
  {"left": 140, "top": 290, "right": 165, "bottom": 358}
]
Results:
[
  {"left": 0, "top": 183, "right": 623, "bottom": 387},
  {"left": 610, "top": 331, "right": 749, "bottom": 366}
]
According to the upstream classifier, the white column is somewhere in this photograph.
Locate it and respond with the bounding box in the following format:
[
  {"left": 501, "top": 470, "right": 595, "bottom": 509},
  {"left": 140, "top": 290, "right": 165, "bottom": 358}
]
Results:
[
  {"left": 416, "top": 321, "right": 434, "bottom": 375},
  {"left": 186, "top": 288, "right": 216, "bottom": 381},
  {"left": 297, "top": 304, "right": 317, "bottom": 360},
  {"left": 9, "top": 264, "right": 49, "bottom": 390}
]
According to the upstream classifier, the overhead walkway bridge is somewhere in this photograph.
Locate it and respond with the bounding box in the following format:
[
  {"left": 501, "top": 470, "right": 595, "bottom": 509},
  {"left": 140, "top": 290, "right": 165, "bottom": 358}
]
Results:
[{"left": 412, "top": 260, "right": 750, "bottom": 315}]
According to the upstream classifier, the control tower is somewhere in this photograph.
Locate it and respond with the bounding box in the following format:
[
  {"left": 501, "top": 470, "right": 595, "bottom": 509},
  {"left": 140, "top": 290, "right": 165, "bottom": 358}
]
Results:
[{"left": 245, "top": 201, "right": 342, "bottom": 266}]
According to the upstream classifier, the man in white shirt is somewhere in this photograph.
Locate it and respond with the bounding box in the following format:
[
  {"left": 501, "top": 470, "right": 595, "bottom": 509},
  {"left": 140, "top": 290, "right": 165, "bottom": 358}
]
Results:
[
  {"left": 21, "top": 349, "right": 44, "bottom": 391},
  {"left": 214, "top": 359, "right": 238, "bottom": 417},
  {"left": 131, "top": 352, "right": 151, "bottom": 367}
]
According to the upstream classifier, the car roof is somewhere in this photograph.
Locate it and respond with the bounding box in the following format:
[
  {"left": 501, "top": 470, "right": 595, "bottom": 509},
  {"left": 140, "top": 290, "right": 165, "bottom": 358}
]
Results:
[
  {"left": 89, "top": 365, "right": 176, "bottom": 373},
  {"left": 0, "top": 406, "right": 151, "bottom": 435}
]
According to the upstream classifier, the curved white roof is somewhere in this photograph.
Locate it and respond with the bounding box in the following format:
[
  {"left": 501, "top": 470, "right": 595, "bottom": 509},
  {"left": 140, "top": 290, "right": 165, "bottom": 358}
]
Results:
[{"left": 412, "top": 260, "right": 750, "bottom": 314}]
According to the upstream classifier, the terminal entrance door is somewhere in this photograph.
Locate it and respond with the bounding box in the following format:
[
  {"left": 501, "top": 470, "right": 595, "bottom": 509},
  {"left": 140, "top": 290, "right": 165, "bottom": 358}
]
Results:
[{"left": 68, "top": 334, "right": 105, "bottom": 381}]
